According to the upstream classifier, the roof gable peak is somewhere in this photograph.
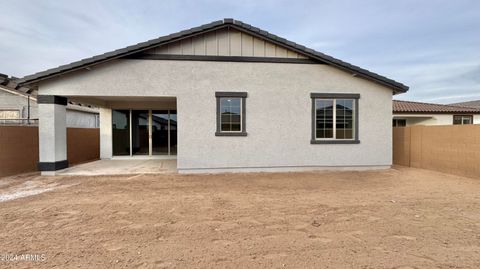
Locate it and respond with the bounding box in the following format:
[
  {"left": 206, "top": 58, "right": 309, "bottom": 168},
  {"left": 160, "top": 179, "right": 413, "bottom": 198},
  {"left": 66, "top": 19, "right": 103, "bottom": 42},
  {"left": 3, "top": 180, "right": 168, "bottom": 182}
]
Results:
[{"left": 18, "top": 18, "right": 408, "bottom": 93}]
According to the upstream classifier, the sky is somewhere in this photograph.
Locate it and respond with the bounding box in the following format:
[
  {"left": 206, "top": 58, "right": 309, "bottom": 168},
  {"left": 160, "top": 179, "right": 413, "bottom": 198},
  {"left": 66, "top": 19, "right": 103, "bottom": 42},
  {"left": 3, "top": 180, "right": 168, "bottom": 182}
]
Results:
[{"left": 0, "top": 0, "right": 479, "bottom": 104}]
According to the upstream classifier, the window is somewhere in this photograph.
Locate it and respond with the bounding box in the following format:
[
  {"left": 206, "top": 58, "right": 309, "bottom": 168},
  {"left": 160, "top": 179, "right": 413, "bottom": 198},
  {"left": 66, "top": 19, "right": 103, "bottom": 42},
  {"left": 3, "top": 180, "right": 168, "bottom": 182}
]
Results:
[
  {"left": 0, "top": 110, "right": 20, "bottom": 119},
  {"left": 393, "top": 119, "right": 407, "bottom": 127},
  {"left": 311, "top": 93, "right": 360, "bottom": 144},
  {"left": 0, "top": 109, "right": 20, "bottom": 124},
  {"left": 216, "top": 92, "right": 247, "bottom": 136},
  {"left": 453, "top": 115, "right": 473, "bottom": 125}
]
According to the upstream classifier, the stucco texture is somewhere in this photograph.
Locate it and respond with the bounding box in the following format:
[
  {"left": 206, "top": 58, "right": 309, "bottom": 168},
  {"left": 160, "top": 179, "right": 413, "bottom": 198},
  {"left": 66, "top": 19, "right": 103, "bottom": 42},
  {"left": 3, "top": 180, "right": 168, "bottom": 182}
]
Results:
[
  {"left": 38, "top": 59, "right": 394, "bottom": 172},
  {"left": 394, "top": 114, "right": 480, "bottom": 126}
]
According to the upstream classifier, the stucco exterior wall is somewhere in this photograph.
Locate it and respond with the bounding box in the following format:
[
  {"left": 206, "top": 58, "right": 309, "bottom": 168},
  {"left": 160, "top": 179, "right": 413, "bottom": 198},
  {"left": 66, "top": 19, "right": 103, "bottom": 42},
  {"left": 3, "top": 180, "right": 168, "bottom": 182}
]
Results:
[
  {"left": 38, "top": 59, "right": 394, "bottom": 172},
  {"left": 0, "top": 92, "right": 37, "bottom": 119},
  {"left": 394, "top": 114, "right": 480, "bottom": 126},
  {"left": 99, "top": 107, "right": 112, "bottom": 159}
]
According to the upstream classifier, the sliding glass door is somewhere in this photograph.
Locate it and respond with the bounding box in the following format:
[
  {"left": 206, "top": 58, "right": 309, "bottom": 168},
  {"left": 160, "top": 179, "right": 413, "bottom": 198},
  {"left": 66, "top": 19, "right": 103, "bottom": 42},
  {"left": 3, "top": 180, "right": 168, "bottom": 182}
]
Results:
[
  {"left": 112, "top": 110, "right": 130, "bottom": 156},
  {"left": 170, "top": 111, "right": 177, "bottom": 155},
  {"left": 152, "top": 110, "right": 169, "bottom": 155},
  {"left": 112, "top": 109, "right": 177, "bottom": 157},
  {"left": 132, "top": 110, "right": 149, "bottom": 155}
]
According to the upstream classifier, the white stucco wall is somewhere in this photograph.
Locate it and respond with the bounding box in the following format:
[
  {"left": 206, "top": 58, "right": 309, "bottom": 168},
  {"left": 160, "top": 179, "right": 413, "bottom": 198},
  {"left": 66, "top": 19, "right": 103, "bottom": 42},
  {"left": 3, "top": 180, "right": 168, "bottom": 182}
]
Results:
[
  {"left": 38, "top": 59, "right": 394, "bottom": 172},
  {"left": 394, "top": 114, "right": 480, "bottom": 125},
  {"left": 99, "top": 107, "right": 112, "bottom": 159},
  {"left": 38, "top": 103, "right": 67, "bottom": 163}
]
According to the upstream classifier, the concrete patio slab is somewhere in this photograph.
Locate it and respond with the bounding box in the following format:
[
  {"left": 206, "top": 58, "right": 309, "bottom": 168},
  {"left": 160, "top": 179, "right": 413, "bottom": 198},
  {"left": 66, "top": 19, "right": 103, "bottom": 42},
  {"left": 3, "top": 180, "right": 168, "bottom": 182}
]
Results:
[{"left": 56, "top": 159, "right": 176, "bottom": 176}]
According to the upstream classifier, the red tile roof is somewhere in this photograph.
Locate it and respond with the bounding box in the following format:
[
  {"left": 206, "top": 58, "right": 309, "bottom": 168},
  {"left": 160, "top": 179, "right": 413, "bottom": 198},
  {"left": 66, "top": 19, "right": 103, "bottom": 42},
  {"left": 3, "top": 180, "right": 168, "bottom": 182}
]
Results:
[{"left": 393, "top": 100, "right": 480, "bottom": 114}]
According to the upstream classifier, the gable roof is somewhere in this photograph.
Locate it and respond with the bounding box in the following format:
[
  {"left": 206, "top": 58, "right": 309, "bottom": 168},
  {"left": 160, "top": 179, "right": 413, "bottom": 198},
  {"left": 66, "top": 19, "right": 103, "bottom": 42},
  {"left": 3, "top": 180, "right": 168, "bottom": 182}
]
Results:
[
  {"left": 449, "top": 100, "right": 480, "bottom": 109},
  {"left": 17, "top": 18, "right": 408, "bottom": 93},
  {"left": 393, "top": 100, "right": 480, "bottom": 114}
]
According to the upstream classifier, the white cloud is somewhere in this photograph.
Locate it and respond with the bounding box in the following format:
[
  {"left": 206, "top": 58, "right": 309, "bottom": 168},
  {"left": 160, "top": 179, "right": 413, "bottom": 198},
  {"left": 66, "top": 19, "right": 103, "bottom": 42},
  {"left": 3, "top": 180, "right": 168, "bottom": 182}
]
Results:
[{"left": 0, "top": 0, "right": 479, "bottom": 103}]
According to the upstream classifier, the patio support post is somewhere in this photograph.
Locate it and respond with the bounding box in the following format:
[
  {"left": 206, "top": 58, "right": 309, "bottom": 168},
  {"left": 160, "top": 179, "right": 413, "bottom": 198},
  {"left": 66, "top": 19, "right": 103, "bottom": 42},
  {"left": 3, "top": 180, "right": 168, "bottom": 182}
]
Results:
[
  {"left": 37, "top": 95, "right": 68, "bottom": 175},
  {"left": 99, "top": 107, "right": 112, "bottom": 159}
]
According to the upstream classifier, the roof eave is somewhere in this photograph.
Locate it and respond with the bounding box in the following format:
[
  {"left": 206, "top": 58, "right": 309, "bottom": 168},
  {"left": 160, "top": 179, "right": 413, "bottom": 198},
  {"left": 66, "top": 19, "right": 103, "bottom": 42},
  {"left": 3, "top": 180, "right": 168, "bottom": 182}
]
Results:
[{"left": 17, "top": 18, "right": 409, "bottom": 93}]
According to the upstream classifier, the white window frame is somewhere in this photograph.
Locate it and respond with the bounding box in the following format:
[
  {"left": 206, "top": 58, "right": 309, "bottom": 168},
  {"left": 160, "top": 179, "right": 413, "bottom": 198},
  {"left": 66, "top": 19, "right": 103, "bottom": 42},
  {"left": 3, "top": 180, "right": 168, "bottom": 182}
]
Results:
[
  {"left": 310, "top": 93, "right": 360, "bottom": 144},
  {"left": 314, "top": 99, "right": 355, "bottom": 141},
  {"left": 219, "top": 97, "right": 243, "bottom": 133}
]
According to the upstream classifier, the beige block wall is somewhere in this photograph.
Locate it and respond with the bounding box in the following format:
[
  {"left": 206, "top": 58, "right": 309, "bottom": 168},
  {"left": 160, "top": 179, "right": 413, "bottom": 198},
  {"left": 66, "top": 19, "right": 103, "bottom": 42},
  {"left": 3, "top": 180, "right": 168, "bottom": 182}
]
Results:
[
  {"left": 393, "top": 125, "right": 480, "bottom": 178},
  {"left": 38, "top": 59, "right": 394, "bottom": 172}
]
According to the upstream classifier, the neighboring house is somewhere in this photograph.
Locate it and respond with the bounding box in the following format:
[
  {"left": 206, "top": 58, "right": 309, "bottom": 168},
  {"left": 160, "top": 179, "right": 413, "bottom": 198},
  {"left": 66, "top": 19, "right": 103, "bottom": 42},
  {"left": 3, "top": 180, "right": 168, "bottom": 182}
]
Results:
[
  {"left": 17, "top": 19, "right": 409, "bottom": 174},
  {"left": 0, "top": 75, "right": 99, "bottom": 128},
  {"left": 450, "top": 100, "right": 480, "bottom": 109},
  {"left": 393, "top": 100, "right": 480, "bottom": 126}
]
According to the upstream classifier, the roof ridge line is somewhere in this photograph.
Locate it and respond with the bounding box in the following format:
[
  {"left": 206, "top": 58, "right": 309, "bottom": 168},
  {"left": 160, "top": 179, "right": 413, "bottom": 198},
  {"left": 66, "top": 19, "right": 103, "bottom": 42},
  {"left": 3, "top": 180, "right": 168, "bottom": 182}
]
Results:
[
  {"left": 394, "top": 99, "right": 480, "bottom": 110},
  {"left": 17, "top": 18, "right": 409, "bottom": 93}
]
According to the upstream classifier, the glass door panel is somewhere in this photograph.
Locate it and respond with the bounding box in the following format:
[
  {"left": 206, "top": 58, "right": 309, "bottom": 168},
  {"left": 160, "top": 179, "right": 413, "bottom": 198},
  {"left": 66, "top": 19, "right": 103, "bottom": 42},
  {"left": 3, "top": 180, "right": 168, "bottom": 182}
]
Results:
[
  {"left": 112, "top": 110, "right": 130, "bottom": 156},
  {"left": 152, "top": 110, "right": 169, "bottom": 155},
  {"left": 170, "top": 111, "right": 177, "bottom": 155},
  {"left": 131, "top": 110, "right": 149, "bottom": 155}
]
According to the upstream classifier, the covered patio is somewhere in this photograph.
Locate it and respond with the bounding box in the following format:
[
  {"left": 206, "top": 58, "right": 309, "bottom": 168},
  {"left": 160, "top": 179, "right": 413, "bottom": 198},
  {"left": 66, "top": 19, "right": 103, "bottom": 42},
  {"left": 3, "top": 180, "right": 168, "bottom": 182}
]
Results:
[
  {"left": 56, "top": 159, "right": 177, "bottom": 176},
  {"left": 36, "top": 95, "right": 178, "bottom": 175}
]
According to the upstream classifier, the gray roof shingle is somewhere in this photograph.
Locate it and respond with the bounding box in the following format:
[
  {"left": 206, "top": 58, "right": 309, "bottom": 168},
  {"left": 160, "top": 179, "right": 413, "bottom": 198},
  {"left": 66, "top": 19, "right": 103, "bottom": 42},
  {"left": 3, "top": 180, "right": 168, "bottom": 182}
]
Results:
[
  {"left": 449, "top": 100, "right": 480, "bottom": 109},
  {"left": 18, "top": 18, "right": 408, "bottom": 93}
]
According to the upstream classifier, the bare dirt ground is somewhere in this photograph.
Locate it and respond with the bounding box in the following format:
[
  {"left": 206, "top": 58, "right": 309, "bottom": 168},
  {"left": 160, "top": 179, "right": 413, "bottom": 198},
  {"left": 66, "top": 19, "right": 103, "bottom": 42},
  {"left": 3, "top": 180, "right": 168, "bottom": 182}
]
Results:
[{"left": 1, "top": 167, "right": 480, "bottom": 268}]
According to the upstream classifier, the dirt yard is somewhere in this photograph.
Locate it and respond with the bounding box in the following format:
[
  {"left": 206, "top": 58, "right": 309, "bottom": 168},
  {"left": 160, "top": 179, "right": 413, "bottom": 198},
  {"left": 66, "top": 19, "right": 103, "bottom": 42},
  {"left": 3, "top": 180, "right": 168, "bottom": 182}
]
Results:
[{"left": 1, "top": 167, "right": 480, "bottom": 268}]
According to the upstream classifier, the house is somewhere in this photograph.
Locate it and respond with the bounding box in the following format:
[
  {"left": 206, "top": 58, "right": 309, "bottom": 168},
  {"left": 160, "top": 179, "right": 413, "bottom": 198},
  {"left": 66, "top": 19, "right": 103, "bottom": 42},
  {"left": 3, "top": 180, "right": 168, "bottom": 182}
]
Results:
[
  {"left": 450, "top": 100, "right": 480, "bottom": 109},
  {"left": 393, "top": 100, "right": 480, "bottom": 126},
  {"left": 16, "top": 19, "right": 409, "bottom": 174},
  {"left": 0, "top": 74, "right": 99, "bottom": 128}
]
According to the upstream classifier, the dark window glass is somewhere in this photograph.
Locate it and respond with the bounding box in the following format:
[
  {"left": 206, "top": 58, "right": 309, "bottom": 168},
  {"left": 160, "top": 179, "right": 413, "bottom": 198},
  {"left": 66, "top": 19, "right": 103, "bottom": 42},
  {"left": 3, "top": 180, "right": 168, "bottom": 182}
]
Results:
[
  {"left": 220, "top": 98, "right": 242, "bottom": 132},
  {"left": 393, "top": 119, "right": 407, "bottom": 127},
  {"left": 453, "top": 115, "right": 473, "bottom": 125},
  {"left": 112, "top": 110, "right": 130, "bottom": 156},
  {"left": 315, "top": 99, "right": 334, "bottom": 138},
  {"left": 336, "top": 99, "right": 354, "bottom": 139}
]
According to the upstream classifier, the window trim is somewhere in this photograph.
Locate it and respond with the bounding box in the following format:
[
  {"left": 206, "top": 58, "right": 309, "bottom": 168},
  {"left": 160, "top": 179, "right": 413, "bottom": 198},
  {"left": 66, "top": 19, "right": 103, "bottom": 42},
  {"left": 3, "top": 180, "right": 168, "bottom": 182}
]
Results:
[
  {"left": 310, "top": 93, "right": 360, "bottom": 144},
  {"left": 215, "top": 92, "right": 247, "bottom": 136},
  {"left": 453, "top": 114, "right": 473, "bottom": 125}
]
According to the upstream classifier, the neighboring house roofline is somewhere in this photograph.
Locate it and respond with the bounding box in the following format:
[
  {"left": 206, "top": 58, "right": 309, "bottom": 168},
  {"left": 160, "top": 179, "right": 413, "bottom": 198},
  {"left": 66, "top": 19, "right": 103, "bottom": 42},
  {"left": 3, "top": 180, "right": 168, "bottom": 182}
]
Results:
[
  {"left": 0, "top": 84, "right": 31, "bottom": 98},
  {"left": 393, "top": 100, "right": 480, "bottom": 114},
  {"left": 449, "top": 100, "right": 480, "bottom": 109},
  {"left": 17, "top": 18, "right": 409, "bottom": 93},
  {"left": 0, "top": 84, "right": 98, "bottom": 114}
]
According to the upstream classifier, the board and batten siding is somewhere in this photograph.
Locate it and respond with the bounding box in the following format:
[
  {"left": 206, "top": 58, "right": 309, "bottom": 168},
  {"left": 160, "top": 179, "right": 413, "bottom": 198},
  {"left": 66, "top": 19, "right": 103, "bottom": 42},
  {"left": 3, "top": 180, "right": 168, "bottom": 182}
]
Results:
[{"left": 145, "top": 28, "right": 308, "bottom": 59}]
